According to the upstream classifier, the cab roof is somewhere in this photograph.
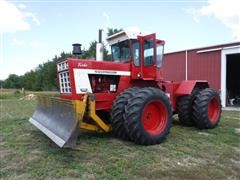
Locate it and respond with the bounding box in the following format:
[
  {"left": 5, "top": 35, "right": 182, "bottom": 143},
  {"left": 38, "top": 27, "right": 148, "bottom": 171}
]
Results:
[{"left": 106, "top": 30, "right": 140, "bottom": 45}]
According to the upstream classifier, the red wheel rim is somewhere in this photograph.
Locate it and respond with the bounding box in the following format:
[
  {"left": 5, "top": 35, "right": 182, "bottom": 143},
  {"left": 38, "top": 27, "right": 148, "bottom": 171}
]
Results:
[
  {"left": 208, "top": 97, "right": 220, "bottom": 124},
  {"left": 142, "top": 100, "right": 167, "bottom": 135}
]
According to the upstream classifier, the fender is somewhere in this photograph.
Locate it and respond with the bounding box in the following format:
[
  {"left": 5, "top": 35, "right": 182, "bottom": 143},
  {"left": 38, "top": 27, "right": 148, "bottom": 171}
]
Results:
[{"left": 175, "top": 80, "right": 209, "bottom": 96}]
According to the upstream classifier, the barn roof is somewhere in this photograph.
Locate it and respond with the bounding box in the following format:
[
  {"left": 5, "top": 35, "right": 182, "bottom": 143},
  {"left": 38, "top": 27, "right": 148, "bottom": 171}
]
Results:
[{"left": 165, "top": 41, "right": 240, "bottom": 54}]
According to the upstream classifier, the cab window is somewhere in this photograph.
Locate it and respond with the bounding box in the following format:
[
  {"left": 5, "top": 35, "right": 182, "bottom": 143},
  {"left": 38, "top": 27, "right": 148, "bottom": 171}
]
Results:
[
  {"left": 111, "top": 40, "right": 130, "bottom": 62},
  {"left": 156, "top": 44, "right": 164, "bottom": 68},
  {"left": 132, "top": 40, "right": 140, "bottom": 66},
  {"left": 144, "top": 39, "right": 154, "bottom": 66}
]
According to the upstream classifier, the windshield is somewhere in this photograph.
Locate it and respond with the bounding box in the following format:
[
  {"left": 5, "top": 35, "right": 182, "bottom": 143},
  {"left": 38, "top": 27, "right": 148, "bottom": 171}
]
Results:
[{"left": 111, "top": 40, "right": 130, "bottom": 62}]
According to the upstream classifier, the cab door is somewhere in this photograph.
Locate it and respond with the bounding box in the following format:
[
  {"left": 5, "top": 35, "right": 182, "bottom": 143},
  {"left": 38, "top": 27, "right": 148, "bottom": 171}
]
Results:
[
  {"left": 140, "top": 33, "right": 157, "bottom": 80},
  {"left": 131, "top": 34, "right": 157, "bottom": 80}
]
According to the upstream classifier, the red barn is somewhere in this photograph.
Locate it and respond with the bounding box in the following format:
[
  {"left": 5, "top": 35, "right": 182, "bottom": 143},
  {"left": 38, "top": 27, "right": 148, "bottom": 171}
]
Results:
[{"left": 163, "top": 42, "right": 240, "bottom": 107}]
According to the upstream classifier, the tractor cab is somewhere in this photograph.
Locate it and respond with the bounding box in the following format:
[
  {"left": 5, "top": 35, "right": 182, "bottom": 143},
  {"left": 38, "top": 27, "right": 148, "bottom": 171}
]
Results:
[{"left": 107, "top": 31, "right": 165, "bottom": 80}]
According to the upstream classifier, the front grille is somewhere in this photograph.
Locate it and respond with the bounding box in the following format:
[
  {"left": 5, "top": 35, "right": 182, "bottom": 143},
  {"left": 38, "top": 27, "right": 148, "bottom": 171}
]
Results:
[
  {"left": 59, "top": 71, "right": 71, "bottom": 93},
  {"left": 57, "top": 60, "right": 68, "bottom": 71}
]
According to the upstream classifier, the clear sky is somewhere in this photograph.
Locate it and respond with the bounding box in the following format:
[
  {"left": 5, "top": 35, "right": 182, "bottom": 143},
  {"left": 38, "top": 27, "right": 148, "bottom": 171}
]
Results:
[{"left": 0, "top": 0, "right": 239, "bottom": 80}]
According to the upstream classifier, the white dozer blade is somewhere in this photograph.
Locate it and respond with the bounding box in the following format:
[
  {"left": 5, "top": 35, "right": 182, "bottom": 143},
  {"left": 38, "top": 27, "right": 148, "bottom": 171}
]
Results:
[{"left": 29, "top": 97, "right": 80, "bottom": 148}]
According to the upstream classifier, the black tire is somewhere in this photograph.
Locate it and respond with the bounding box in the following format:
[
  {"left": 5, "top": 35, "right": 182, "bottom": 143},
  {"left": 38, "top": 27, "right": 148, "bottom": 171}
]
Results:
[
  {"left": 110, "top": 87, "right": 139, "bottom": 140},
  {"left": 193, "top": 88, "right": 222, "bottom": 129},
  {"left": 124, "top": 87, "right": 172, "bottom": 145},
  {"left": 177, "top": 88, "right": 201, "bottom": 126}
]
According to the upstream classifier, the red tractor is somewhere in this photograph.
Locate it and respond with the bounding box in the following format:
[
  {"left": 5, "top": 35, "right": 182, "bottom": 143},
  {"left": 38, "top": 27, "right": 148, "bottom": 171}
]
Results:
[{"left": 29, "top": 30, "right": 221, "bottom": 148}]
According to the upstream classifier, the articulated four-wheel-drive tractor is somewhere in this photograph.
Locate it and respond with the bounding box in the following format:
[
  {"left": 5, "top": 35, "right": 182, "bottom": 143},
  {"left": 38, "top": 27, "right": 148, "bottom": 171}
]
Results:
[{"left": 29, "top": 30, "right": 221, "bottom": 148}]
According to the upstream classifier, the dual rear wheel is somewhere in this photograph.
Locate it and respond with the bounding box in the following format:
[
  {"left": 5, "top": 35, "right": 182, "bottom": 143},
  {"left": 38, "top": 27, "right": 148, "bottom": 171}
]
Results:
[
  {"left": 111, "top": 87, "right": 172, "bottom": 145},
  {"left": 177, "top": 88, "right": 221, "bottom": 129}
]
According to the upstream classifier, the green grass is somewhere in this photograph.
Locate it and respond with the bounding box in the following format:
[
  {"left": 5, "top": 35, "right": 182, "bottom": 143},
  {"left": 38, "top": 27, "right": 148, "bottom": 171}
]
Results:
[
  {"left": 0, "top": 96, "right": 239, "bottom": 179},
  {"left": 0, "top": 88, "right": 59, "bottom": 99}
]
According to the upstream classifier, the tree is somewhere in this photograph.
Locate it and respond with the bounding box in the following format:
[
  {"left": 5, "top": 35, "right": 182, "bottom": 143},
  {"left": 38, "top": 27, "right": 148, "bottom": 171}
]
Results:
[
  {"left": 107, "top": 28, "right": 123, "bottom": 36},
  {"left": 0, "top": 80, "right": 4, "bottom": 88},
  {"left": 81, "top": 41, "right": 110, "bottom": 60},
  {"left": 3, "top": 74, "right": 23, "bottom": 89},
  {"left": 23, "top": 70, "right": 36, "bottom": 90}
]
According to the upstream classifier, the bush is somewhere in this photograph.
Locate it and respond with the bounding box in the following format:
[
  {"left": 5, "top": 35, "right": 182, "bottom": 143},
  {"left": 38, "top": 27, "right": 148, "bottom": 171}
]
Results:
[{"left": 14, "top": 90, "right": 21, "bottom": 95}]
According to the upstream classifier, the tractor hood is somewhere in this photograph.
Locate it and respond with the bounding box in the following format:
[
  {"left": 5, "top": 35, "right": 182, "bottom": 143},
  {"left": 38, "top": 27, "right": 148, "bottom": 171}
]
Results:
[{"left": 57, "top": 58, "right": 131, "bottom": 103}]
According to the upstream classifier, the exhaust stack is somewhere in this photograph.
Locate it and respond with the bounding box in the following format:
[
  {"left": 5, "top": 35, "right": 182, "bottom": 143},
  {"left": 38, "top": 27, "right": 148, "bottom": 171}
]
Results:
[
  {"left": 72, "top": 43, "right": 82, "bottom": 59},
  {"left": 96, "top": 29, "right": 104, "bottom": 61}
]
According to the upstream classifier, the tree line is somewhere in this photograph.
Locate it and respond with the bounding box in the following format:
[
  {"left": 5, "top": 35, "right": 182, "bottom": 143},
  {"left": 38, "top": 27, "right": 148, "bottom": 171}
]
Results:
[{"left": 0, "top": 28, "right": 122, "bottom": 91}]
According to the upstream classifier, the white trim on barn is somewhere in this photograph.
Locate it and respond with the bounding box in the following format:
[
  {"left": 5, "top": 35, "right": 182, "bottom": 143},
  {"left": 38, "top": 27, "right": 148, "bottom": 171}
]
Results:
[
  {"left": 197, "top": 48, "right": 222, "bottom": 53},
  {"left": 221, "top": 46, "right": 240, "bottom": 107},
  {"left": 185, "top": 50, "right": 188, "bottom": 80}
]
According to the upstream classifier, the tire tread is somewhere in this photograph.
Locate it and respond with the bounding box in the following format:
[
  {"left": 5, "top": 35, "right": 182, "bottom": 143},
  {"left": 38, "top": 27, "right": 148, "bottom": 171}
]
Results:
[{"left": 124, "top": 87, "right": 172, "bottom": 145}]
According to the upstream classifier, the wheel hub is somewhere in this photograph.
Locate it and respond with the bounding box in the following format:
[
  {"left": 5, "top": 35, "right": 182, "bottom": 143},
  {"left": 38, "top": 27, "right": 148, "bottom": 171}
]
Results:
[
  {"left": 142, "top": 100, "right": 167, "bottom": 135},
  {"left": 208, "top": 97, "right": 220, "bottom": 124}
]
